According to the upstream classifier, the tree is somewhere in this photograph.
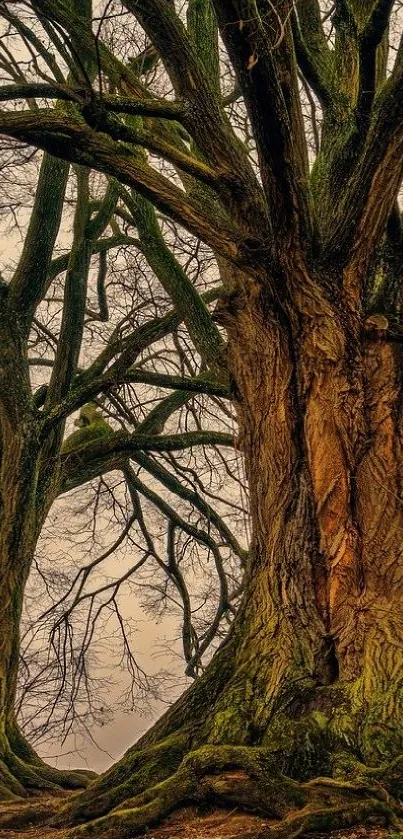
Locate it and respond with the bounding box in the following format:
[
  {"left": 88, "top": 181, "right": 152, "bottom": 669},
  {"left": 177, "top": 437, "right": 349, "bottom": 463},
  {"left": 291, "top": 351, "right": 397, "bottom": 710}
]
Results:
[
  {"left": 0, "top": 0, "right": 243, "bottom": 800},
  {"left": 1, "top": 0, "right": 403, "bottom": 835}
]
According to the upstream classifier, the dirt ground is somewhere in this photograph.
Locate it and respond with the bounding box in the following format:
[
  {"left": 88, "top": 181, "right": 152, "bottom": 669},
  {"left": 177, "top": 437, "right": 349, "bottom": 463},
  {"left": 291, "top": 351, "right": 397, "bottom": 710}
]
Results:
[{"left": 0, "top": 796, "right": 398, "bottom": 839}]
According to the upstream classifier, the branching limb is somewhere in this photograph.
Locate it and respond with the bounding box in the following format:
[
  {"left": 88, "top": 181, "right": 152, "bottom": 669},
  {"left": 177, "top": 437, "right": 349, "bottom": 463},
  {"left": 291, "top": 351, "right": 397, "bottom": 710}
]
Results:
[
  {"left": 78, "top": 285, "right": 220, "bottom": 384},
  {"left": 326, "top": 52, "right": 403, "bottom": 265},
  {"left": 0, "top": 5, "right": 66, "bottom": 85},
  {"left": 0, "top": 110, "right": 246, "bottom": 266},
  {"left": 212, "top": 0, "right": 312, "bottom": 244},
  {"left": 106, "top": 444, "right": 240, "bottom": 674},
  {"left": 132, "top": 451, "right": 247, "bottom": 563},
  {"left": 121, "top": 0, "right": 260, "bottom": 184},
  {"left": 86, "top": 178, "right": 119, "bottom": 240},
  {"left": 58, "top": 429, "right": 234, "bottom": 494},
  {"left": 42, "top": 371, "right": 230, "bottom": 433},
  {"left": 81, "top": 105, "right": 222, "bottom": 185},
  {"left": 0, "top": 84, "right": 185, "bottom": 120}
]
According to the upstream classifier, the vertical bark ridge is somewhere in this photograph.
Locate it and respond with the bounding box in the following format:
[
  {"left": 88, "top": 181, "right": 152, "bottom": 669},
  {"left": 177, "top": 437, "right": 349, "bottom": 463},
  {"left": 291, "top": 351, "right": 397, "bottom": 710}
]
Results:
[
  {"left": 205, "top": 278, "right": 332, "bottom": 745},
  {"left": 342, "top": 334, "right": 403, "bottom": 759},
  {"left": 289, "top": 268, "right": 366, "bottom": 680}
]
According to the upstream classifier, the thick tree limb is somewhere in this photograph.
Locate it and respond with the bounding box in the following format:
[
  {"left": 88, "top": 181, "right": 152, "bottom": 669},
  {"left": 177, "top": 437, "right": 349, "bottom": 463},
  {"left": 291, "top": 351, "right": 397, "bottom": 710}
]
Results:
[
  {"left": 356, "top": 0, "right": 394, "bottom": 118},
  {"left": 59, "top": 430, "right": 234, "bottom": 493},
  {"left": 212, "top": 0, "right": 313, "bottom": 245},
  {"left": 8, "top": 154, "right": 69, "bottom": 323},
  {"left": 187, "top": 0, "right": 220, "bottom": 94},
  {"left": 327, "top": 58, "right": 403, "bottom": 265},
  {"left": 292, "top": 0, "right": 333, "bottom": 108},
  {"left": 0, "top": 110, "right": 247, "bottom": 266},
  {"left": 42, "top": 372, "right": 230, "bottom": 432},
  {"left": 120, "top": 0, "right": 269, "bottom": 234},
  {"left": 81, "top": 104, "right": 221, "bottom": 185},
  {"left": 120, "top": 0, "right": 234, "bottom": 159},
  {"left": 0, "top": 84, "right": 185, "bottom": 120},
  {"left": 118, "top": 187, "right": 223, "bottom": 369}
]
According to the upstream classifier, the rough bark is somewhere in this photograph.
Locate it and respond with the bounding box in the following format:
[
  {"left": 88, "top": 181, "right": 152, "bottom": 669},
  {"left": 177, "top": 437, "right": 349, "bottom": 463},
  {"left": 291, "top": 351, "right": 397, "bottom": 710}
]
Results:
[
  {"left": 1, "top": 2, "right": 403, "bottom": 837},
  {"left": 48, "top": 265, "right": 403, "bottom": 838},
  {"left": 0, "top": 414, "right": 95, "bottom": 800}
]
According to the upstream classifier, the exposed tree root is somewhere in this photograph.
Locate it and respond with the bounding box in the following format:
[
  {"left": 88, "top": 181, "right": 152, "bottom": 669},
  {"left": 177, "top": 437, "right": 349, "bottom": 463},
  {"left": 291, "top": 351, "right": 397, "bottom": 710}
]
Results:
[
  {"left": 58, "top": 731, "right": 190, "bottom": 824},
  {"left": 244, "top": 800, "right": 400, "bottom": 839},
  {"left": 0, "top": 754, "right": 94, "bottom": 799},
  {"left": 0, "top": 729, "right": 96, "bottom": 804},
  {"left": 55, "top": 744, "right": 403, "bottom": 839}
]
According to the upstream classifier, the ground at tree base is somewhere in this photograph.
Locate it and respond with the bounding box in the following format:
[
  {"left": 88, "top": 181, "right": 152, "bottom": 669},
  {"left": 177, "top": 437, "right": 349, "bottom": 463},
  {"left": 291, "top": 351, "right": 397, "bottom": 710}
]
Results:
[{"left": 0, "top": 795, "right": 400, "bottom": 839}]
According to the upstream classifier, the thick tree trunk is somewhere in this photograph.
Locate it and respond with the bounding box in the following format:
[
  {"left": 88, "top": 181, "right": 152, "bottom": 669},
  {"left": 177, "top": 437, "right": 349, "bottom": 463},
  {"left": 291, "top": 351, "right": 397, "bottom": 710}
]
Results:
[
  {"left": 0, "top": 428, "right": 95, "bottom": 800},
  {"left": 0, "top": 428, "right": 40, "bottom": 731},
  {"left": 0, "top": 430, "right": 52, "bottom": 798},
  {"left": 342, "top": 334, "right": 403, "bottom": 760},
  {"left": 56, "top": 269, "right": 403, "bottom": 838}
]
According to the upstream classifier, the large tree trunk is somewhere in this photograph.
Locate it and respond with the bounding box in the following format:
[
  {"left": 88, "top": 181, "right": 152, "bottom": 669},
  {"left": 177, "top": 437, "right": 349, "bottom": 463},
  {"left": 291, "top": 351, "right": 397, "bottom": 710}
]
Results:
[
  {"left": 0, "top": 427, "right": 53, "bottom": 798},
  {"left": 0, "top": 425, "right": 95, "bottom": 800},
  {"left": 58, "top": 269, "right": 403, "bottom": 837},
  {"left": 3, "top": 1, "right": 403, "bottom": 835}
]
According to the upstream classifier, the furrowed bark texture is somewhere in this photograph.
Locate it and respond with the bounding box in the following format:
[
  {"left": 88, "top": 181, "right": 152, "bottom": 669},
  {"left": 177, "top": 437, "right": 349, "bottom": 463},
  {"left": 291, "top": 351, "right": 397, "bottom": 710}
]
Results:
[
  {"left": 58, "top": 265, "right": 403, "bottom": 838},
  {"left": 207, "top": 262, "right": 403, "bottom": 764},
  {"left": 3, "top": 2, "right": 403, "bottom": 837}
]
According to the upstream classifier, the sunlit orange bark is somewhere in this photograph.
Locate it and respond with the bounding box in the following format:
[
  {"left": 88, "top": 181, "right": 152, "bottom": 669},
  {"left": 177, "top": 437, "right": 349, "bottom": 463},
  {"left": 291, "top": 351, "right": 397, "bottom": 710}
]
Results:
[
  {"left": 59, "top": 264, "right": 403, "bottom": 835},
  {"left": 212, "top": 255, "right": 403, "bottom": 763}
]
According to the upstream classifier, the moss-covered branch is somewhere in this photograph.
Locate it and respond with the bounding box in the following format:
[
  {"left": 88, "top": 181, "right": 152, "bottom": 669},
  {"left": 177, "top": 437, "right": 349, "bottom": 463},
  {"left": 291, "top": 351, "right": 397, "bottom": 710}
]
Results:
[
  {"left": 58, "top": 429, "right": 234, "bottom": 493},
  {"left": 0, "top": 84, "right": 185, "bottom": 120},
  {"left": 356, "top": 0, "right": 394, "bottom": 117},
  {"left": 81, "top": 105, "right": 221, "bottom": 185},
  {"left": 292, "top": 0, "right": 333, "bottom": 108},
  {"left": 8, "top": 154, "right": 69, "bottom": 325},
  {"left": 0, "top": 110, "right": 246, "bottom": 266},
  {"left": 45, "top": 167, "right": 91, "bottom": 408},
  {"left": 43, "top": 371, "right": 230, "bottom": 432},
  {"left": 118, "top": 188, "right": 224, "bottom": 369},
  {"left": 187, "top": 0, "right": 220, "bottom": 94},
  {"left": 212, "top": 0, "right": 312, "bottom": 244}
]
